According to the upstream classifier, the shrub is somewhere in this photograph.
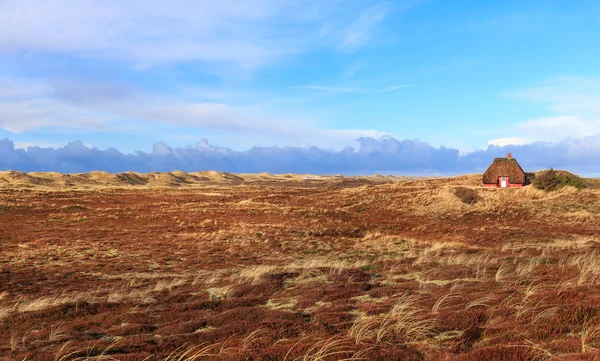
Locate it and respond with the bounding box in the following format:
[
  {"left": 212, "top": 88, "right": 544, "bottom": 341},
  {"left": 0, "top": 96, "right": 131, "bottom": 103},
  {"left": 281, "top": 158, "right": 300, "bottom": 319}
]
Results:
[
  {"left": 525, "top": 172, "right": 536, "bottom": 185},
  {"left": 453, "top": 187, "right": 481, "bottom": 204},
  {"left": 533, "top": 169, "right": 586, "bottom": 192}
]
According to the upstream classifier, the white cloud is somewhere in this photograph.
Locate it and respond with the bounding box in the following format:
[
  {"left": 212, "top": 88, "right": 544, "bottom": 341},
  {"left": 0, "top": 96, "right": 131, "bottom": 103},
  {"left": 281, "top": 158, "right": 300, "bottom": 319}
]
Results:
[
  {"left": 517, "top": 115, "right": 599, "bottom": 141},
  {"left": 0, "top": 98, "right": 111, "bottom": 133},
  {"left": 12, "top": 140, "right": 88, "bottom": 149},
  {"left": 0, "top": 78, "right": 117, "bottom": 132},
  {"left": 0, "top": 135, "right": 462, "bottom": 174},
  {"left": 0, "top": 1, "right": 415, "bottom": 150},
  {"left": 0, "top": 77, "right": 386, "bottom": 149},
  {"left": 0, "top": 0, "right": 397, "bottom": 70},
  {"left": 510, "top": 76, "right": 600, "bottom": 117},
  {"left": 500, "top": 76, "right": 600, "bottom": 144},
  {"left": 0, "top": 0, "right": 289, "bottom": 68},
  {"left": 488, "top": 137, "right": 530, "bottom": 146},
  {"left": 324, "top": 129, "right": 388, "bottom": 143},
  {"left": 4, "top": 133, "right": 600, "bottom": 175}
]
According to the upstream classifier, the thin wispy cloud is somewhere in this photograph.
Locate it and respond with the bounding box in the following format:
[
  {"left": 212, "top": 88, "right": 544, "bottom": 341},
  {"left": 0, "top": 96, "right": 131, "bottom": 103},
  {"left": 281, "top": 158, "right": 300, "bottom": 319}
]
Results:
[
  {"left": 375, "top": 85, "right": 414, "bottom": 93},
  {"left": 297, "top": 86, "right": 361, "bottom": 93},
  {"left": 341, "top": 61, "right": 369, "bottom": 79},
  {"left": 337, "top": 4, "right": 390, "bottom": 52},
  {"left": 297, "top": 84, "right": 412, "bottom": 94}
]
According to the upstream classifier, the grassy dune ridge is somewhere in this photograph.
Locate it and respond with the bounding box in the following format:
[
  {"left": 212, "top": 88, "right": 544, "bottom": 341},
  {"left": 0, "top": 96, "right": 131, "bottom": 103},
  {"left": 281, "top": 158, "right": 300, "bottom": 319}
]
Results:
[
  {"left": 1, "top": 171, "right": 600, "bottom": 360},
  {"left": 0, "top": 170, "right": 421, "bottom": 189}
]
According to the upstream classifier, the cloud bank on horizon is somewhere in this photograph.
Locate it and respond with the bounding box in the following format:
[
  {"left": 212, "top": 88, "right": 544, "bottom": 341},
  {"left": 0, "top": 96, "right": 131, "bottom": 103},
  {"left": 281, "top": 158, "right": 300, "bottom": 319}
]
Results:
[
  {"left": 0, "top": 1, "right": 599, "bottom": 172},
  {"left": 2, "top": 135, "right": 600, "bottom": 176}
]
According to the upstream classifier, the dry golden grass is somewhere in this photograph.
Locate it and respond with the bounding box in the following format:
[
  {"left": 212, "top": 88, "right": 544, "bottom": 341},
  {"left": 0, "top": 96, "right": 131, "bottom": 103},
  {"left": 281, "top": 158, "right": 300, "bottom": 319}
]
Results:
[
  {"left": 265, "top": 298, "right": 298, "bottom": 311},
  {"left": 349, "top": 294, "right": 436, "bottom": 343},
  {"left": 0, "top": 170, "right": 407, "bottom": 190},
  {"left": 204, "top": 286, "right": 232, "bottom": 300},
  {"left": 0, "top": 306, "right": 12, "bottom": 321},
  {"left": 235, "top": 265, "right": 279, "bottom": 284}
]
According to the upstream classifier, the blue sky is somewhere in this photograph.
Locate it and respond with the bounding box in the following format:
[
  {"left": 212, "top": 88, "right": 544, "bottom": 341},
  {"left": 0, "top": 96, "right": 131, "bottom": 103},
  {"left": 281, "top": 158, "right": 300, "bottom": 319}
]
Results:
[{"left": 1, "top": 0, "right": 600, "bottom": 173}]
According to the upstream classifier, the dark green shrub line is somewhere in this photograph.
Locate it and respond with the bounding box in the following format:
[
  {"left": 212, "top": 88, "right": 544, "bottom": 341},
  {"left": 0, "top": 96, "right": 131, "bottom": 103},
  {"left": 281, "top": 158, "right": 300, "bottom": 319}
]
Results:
[{"left": 532, "top": 169, "right": 586, "bottom": 192}]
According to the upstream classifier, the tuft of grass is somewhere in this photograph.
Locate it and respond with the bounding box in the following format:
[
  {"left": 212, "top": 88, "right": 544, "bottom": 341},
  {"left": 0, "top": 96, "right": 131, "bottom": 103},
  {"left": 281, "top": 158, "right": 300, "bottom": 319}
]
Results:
[
  {"left": 235, "top": 265, "right": 279, "bottom": 284},
  {"left": 504, "top": 341, "right": 553, "bottom": 361},
  {"left": 153, "top": 278, "right": 187, "bottom": 292},
  {"left": 466, "top": 295, "right": 495, "bottom": 310},
  {"left": 159, "top": 343, "right": 220, "bottom": 361},
  {"left": 580, "top": 323, "right": 600, "bottom": 353},
  {"left": 52, "top": 340, "right": 122, "bottom": 361},
  {"left": 349, "top": 294, "right": 435, "bottom": 344},
  {"left": 285, "top": 337, "right": 356, "bottom": 361},
  {"left": 432, "top": 292, "right": 461, "bottom": 313},
  {"left": 49, "top": 323, "right": 68, "bottom": 342}
]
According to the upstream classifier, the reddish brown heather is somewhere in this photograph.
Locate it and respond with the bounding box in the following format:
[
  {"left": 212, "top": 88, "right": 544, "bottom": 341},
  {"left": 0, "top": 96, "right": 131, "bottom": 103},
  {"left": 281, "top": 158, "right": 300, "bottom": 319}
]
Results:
[{"left": 0, "top": 172, "right": 600, "bottom": 360}]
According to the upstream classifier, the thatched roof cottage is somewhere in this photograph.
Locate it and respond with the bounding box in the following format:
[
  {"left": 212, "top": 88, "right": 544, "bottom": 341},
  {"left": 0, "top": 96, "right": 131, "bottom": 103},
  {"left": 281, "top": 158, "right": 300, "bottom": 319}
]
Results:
[{"left": 483, "top": 153, "right": 525, "bottom": 188}]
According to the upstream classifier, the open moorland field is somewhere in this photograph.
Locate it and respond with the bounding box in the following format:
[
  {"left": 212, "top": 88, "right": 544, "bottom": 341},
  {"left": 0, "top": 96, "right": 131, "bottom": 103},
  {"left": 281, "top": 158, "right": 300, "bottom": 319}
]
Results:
[{"left": 2, "top": 171, "right": 600, "bottom": 360}]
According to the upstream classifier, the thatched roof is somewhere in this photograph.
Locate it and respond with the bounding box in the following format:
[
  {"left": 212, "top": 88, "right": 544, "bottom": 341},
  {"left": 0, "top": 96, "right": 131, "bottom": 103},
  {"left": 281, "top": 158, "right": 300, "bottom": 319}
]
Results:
[{"left": 483, "top": 157, "right": 526, "bottom": 184}]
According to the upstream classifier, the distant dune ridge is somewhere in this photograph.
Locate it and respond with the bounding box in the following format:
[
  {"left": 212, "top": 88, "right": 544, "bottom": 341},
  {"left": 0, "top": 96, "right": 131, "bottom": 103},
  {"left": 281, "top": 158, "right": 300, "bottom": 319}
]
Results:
[
  {"left": 0, "top": 170, "right": 427, "bottom": 188},
  {"left": 1, "top": 170, "right": 595, "bottom": 189},
  {"left": 0, "top": 170, "right": 246, "bottom": 188}
]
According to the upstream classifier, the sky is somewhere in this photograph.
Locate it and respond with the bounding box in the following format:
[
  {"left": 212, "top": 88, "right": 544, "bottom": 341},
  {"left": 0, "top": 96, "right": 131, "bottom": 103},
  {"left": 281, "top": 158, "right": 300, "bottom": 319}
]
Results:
[{"left": 1, "top": 0, "right": 600, "bottom": 174}]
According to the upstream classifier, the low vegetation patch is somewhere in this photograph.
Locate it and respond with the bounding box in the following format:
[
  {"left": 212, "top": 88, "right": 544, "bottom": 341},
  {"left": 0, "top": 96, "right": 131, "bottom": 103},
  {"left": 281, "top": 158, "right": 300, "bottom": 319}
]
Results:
[
  {"left": 533, "top": 168, "right": 587, "bottom": 191},
  {"left": 453, "top": 187, "right": 481, "bottom": 204}
]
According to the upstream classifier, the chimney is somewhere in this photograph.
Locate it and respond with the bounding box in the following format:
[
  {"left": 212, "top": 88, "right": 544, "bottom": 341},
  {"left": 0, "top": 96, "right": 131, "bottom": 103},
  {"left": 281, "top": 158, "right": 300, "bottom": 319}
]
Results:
[{"left": 507, "top": 153, "right": 512, "bottom": 159}]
